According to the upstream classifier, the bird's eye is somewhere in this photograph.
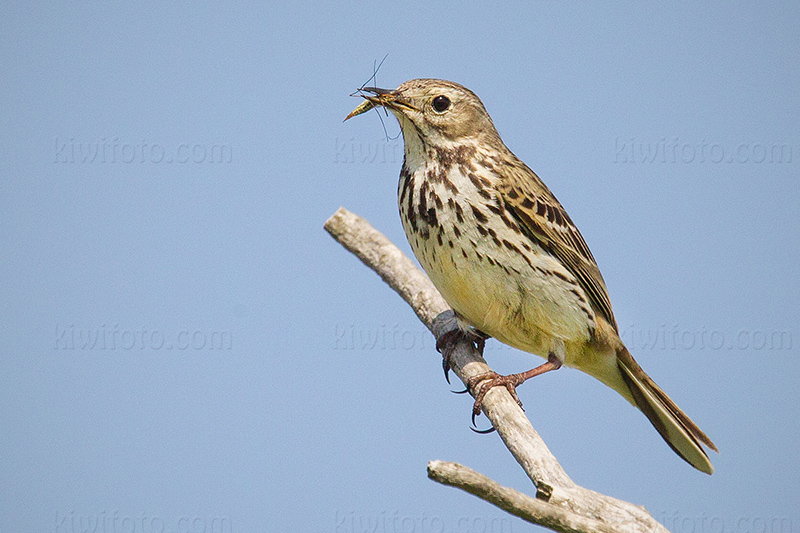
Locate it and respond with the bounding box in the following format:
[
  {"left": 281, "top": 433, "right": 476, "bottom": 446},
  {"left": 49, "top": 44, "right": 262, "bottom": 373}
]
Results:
[{"left": 432, "top": 95, "right": 451, "bottom": 113}]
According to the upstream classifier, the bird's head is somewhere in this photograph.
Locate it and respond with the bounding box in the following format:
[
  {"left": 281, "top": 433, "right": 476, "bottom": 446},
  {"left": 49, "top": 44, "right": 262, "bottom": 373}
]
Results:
[{"left": 346, "top": 79, "right": 501, "bottom": 150}]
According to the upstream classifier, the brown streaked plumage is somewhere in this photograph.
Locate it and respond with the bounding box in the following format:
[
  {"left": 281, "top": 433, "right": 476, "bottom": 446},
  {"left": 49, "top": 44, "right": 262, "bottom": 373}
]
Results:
[{"left": 345, "top": 78, "right": 718, "bottom": 474}]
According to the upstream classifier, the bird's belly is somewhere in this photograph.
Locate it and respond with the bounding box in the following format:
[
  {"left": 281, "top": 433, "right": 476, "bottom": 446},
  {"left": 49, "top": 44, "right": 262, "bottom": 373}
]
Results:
[
  {"left": 399, "top": 180, "right": 594, "bottom": 359},
  {"left": 420, "top": 240, "right": 590, "bottom": 354}
]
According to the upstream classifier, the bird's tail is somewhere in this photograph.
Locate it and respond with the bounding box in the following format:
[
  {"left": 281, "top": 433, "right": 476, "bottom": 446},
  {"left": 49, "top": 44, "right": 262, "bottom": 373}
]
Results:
[{"left": 616, "top": 346, "right": 719, "bottom": 474}]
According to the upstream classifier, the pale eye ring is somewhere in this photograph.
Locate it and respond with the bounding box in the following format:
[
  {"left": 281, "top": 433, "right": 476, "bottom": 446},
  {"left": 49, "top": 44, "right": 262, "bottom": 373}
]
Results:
[{"left": 432, "top": 95, "right": 451, "bottom": 113}]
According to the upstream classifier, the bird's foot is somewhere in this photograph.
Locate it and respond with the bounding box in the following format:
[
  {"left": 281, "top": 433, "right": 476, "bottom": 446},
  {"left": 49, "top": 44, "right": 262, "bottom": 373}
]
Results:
[
  {"left": 432, "top": 310, "right": 489, "bottom": 384},
  {"left": 467, "top": 372, "right": 526, "bottom": 426},
  {"left": 467, "top": 354, "right": 563, "bottom": 429}
]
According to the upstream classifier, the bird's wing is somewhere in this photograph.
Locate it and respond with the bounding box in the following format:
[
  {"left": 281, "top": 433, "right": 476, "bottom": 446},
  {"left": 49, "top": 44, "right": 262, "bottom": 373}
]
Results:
[{"left": 496, "top": 160, "right": 617, "bottom": 331}]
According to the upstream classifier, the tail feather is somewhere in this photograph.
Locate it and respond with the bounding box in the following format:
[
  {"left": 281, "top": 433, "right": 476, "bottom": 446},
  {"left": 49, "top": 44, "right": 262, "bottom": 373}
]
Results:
[{"left": 616, "top": 347, "right": 718, "bottom": 474}]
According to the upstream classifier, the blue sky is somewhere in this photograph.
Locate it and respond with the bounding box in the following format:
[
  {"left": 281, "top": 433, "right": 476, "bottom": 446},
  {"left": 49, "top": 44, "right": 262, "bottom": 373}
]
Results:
[{"left": 2, "top": 2, "right": 799, "bottom": 532}]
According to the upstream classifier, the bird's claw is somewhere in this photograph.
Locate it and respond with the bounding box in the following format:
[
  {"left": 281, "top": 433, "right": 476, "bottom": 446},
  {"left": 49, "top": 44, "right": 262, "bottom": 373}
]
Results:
[
  {"left": 470, "top": 394, "right": 497, "bottom": 433},
  {"left": 470, "top": 423, "right": 496, "bottom": 434},
  {"left": 431, "top": 311, "right": 499, "bottom": 433},
  {"left": 466, "top": 372, "right": 526, "bottom": 432},
  {"left": 436, "top": 325, "right": 490, "bottom": 385}
]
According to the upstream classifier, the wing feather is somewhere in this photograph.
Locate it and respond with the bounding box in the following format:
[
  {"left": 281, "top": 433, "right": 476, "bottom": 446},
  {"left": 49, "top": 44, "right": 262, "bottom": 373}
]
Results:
[{"left": 496, "top": 160, "right": 618, "bottom": 330}]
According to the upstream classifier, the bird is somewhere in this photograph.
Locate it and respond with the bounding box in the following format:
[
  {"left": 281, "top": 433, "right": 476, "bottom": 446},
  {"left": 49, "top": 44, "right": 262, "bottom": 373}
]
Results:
[{"left": 345, "top": 78, "right": 718, "bottom": 474}]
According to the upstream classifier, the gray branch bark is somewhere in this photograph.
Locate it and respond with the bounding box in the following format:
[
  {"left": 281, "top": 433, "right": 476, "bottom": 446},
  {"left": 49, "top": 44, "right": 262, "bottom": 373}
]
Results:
[{"left": 324, "top": 206, "right": 669, "bottom": 533}]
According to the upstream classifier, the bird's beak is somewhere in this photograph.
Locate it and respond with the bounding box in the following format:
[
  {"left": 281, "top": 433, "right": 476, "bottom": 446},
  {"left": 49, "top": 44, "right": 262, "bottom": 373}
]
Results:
[{"left": 344, "top": 87, "right": 416, "bottom": 121}]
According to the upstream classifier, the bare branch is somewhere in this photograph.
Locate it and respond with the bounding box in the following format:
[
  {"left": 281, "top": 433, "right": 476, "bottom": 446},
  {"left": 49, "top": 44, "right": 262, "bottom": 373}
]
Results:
[
  {"left": 324, "top": 206, "right": 448, "bottom": 330},
  {"left": 428, "top": 461, "right": 612, "bottom": 533},
  {"left": 325, "top": 207, "right": 669, "bottom": 533}
]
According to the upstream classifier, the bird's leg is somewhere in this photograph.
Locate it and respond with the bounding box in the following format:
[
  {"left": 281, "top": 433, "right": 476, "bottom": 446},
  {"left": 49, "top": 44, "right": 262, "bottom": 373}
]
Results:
[
  {"left": 468, "top": 353, "right": 563, "bottom": 425},
  {"left": 439, "top": 328, "right": 489, "bottom": 389},
  {"left": 432, "top": 310, "right": 489, "bottom": 384}
]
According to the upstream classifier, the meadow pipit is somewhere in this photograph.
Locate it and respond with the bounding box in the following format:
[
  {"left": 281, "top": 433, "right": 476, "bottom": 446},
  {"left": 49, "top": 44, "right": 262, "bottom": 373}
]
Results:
[{"left": 345, "top": 79, "right": 718, "bottom": 473}]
